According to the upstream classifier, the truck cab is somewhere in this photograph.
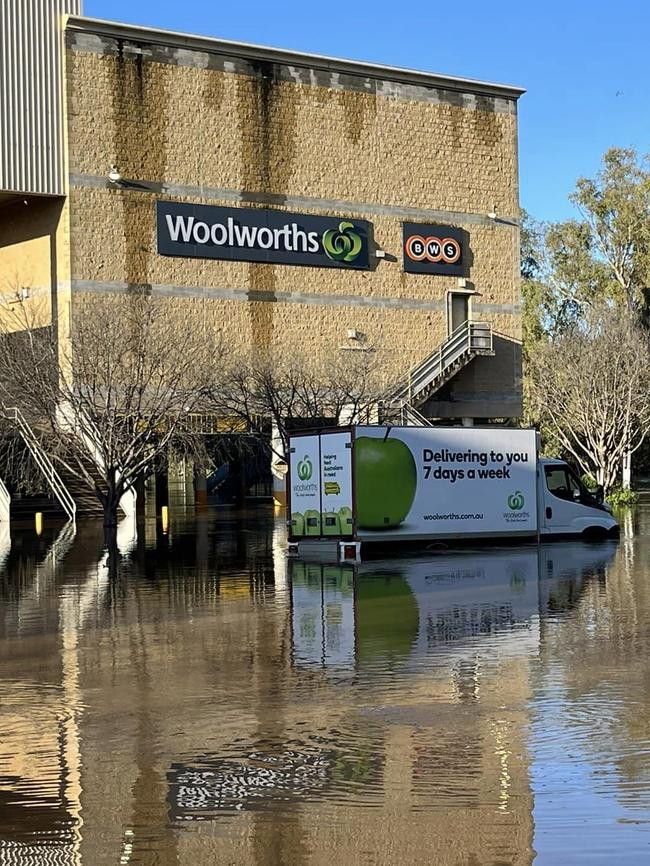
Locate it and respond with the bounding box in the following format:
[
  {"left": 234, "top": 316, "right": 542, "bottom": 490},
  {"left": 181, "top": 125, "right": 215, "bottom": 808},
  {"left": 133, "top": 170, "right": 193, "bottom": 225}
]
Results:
[{"left": 538, "top": 458, "right": 619, "bottom": 538}]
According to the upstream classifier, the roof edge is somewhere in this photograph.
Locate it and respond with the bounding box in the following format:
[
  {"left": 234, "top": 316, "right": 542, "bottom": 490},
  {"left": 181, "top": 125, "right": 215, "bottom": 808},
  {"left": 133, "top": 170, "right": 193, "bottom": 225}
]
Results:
[{"left": 65, "top": 15, "right": 526, "bottom": 100}]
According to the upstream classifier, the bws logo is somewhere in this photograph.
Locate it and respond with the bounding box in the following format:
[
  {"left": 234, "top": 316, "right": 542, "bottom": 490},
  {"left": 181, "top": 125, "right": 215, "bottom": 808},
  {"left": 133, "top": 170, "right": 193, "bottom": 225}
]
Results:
[
  {"left": 323, "top": 221, "right": 363, "bottom": 263},
  {"left": 297, "top": 456, "right": 313, "bottom": 481},
  {"left": 507, "top": 491, "right": 525, "bottom": 510},
  {"left": 402, "top": 222, "right": 466, "bottom": 275},
  {"left": 405, "top": 235, "right": 461, "bottom": 264}
]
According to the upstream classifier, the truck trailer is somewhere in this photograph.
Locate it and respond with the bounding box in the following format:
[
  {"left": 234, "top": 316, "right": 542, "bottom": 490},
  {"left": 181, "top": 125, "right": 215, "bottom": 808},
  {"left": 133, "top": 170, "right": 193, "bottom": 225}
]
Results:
[{"left": 286, "top": 426, "right": 618, "bottom": 555}]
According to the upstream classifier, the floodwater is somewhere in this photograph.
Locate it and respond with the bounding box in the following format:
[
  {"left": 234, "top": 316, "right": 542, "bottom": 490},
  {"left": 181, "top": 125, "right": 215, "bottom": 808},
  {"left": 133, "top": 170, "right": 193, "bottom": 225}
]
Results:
[{"left": 1, "top": 501, "right": 650, "bottom": 865}]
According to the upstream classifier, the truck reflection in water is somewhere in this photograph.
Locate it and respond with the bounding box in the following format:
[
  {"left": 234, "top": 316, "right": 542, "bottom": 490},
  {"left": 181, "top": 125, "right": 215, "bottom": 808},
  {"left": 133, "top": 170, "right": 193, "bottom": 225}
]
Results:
[{"left": 290, "top": 543, "right": 618, "bottom": 674}]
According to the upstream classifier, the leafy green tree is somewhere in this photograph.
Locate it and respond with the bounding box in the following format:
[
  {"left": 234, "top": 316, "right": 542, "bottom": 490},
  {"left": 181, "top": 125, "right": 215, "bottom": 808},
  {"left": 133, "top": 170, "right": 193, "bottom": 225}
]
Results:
[
  {"left": 520, "top": 211, "right": 583, "bottom": 351},
  {"left": 520, "top": 210, "right": 547, "bottom": 352},
  {"left": 523, "top": 149, "right": 650, "bottom": 487},
  {"left": 549, "top": 148, "right": 650, "bottom": 314}
]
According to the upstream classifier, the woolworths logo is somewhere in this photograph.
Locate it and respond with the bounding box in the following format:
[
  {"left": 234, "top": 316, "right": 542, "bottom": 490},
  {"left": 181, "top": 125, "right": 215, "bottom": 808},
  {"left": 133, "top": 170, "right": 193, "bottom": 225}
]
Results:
[
  {"left": 507, "top": 491, "right": 525, "bottom": 510},
  {"left": 322, "top": 221, "right": 363, "bottom": 263},
  {"left": 157, "top": 202, "right": 371, "bottom": 270},
  {"left": 297, "top": 456, "right": 313, "bottom": 481}
]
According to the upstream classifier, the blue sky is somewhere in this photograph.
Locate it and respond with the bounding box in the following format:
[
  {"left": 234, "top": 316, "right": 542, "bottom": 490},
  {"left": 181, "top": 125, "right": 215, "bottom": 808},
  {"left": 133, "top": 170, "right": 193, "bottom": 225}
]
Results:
[{"left": 85, "top": 0, "right": 650, "bottom": 223}]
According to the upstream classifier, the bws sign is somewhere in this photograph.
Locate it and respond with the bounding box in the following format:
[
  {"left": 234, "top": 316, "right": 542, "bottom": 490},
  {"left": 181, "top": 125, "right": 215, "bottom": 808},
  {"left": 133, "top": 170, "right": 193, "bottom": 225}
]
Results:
[
  {"left": 403, "top": 222, "right": 467, "bottom": 276},
  {"left": 157, "top": 201, "right": 371, "bottom": 270}
]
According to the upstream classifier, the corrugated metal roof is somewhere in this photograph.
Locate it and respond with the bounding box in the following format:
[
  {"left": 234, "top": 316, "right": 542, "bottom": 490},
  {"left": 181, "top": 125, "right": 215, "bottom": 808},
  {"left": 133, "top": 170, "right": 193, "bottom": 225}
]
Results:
[{"left": 0, "top": 0, "right": 81, "bottom": 196}]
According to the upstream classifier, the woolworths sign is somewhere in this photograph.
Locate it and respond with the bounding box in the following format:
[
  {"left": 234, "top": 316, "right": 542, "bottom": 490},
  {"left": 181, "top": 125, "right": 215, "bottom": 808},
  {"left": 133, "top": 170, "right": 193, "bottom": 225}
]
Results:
[{"left": 156, "top": 201, "right": 371, "bottom": 270}]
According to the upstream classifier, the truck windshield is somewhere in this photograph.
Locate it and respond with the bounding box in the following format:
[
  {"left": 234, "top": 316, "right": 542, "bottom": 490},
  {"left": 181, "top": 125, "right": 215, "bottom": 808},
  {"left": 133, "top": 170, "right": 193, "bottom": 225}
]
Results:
[{"left": 544, "top": 466, "right": 588, "bottom": 503}]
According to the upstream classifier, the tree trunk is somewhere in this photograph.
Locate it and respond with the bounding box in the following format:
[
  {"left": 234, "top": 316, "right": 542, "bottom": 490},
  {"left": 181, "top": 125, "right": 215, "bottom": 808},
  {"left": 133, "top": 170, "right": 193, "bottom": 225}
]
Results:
[
  {"left": 622, "top": 450, "right": 632, "bottom": 490},
  {"left": 102, "top": 479, "right": 121, "bottom": 528},
  {"left": 104, "top": 522, "right": 120, "bottom": 579}
]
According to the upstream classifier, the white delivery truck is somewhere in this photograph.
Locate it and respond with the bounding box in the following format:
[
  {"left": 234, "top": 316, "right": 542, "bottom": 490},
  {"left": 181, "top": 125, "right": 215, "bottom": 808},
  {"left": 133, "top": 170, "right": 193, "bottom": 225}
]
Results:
[{"left": 286, "top": 425, "right": 618, "bottom": 553}]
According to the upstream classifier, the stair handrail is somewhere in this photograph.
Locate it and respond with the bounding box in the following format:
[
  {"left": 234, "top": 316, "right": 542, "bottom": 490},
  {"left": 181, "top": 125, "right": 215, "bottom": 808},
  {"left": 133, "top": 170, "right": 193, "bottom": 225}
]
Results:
[
  {"left": 1, "top": 404, "right": 77, "bottom": 522},
  {"left": 0, "top": 474, "right": 10, "bottom": 522},
  {"left": 56, "top": 401, "right": 136, "bottom": 517},
  {"left": 396, "top": 321, "right": 493, "bottom": 402},
  {"left": 378, "top": 400, "right": 434, "bottom": 427},
  {"left": 400, "top": 402, "right": 434, "bottom": 427}
]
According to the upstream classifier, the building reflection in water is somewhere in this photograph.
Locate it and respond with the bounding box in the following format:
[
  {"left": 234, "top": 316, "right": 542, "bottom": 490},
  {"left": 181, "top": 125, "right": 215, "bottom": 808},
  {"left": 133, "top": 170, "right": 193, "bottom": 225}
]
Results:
[{"left": 0, "top": 502, "right": 637, "bottom": 865}]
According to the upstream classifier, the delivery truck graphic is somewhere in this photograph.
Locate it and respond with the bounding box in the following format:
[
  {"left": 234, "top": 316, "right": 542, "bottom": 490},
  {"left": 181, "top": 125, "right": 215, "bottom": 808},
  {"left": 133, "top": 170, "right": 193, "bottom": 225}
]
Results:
[{"left": 287, "top": 425, "right": 619, "bottom": 553}]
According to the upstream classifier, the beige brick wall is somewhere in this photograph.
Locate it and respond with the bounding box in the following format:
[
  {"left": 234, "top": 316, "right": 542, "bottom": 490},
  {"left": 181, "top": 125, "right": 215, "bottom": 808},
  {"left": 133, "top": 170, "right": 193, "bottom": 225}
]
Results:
[{"left": 64, "top": 26, "right": 522, "bottom": 418}]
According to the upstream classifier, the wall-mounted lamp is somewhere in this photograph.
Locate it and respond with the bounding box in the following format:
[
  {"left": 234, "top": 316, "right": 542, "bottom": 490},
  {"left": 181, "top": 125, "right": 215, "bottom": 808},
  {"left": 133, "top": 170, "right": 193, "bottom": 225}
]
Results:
[
  {"left": 347, "top": 328, "right": 361, "bottom": 340},
  {"left": 7, "top": 286, "right": 30, "bottom": 307},
  {"left": 108, "top": 164, "right": 122, "bottom": 183},
  {"left": 487, "top": 204, "right": 498, "bottom": 221},
  {"left": 375, "top": 249, "right": 387, "bottom": 258}
]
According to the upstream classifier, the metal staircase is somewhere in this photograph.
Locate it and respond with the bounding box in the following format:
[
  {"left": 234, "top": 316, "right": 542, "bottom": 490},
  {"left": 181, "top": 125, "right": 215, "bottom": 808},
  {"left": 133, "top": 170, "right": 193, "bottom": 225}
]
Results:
[
  {"left": 1, "top": 405, "right": 77, "bottom": 522},
  {"left": 395, "top": 320, "right": 494, "bottom": 407},
  {"left": 380, "top": 401, "right": 434, "bottom": 427}
]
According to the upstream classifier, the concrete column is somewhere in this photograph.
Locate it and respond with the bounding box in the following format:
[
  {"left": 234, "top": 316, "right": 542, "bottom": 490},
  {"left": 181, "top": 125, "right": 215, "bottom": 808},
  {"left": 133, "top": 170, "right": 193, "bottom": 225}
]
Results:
[
  {"left": 271, "top": 421, "right": 288, "bottom": 507},
  {"left": 154, "top": 464, "right": 168, "bottom": 512},
  {"left": 231, "top": 451, "right": 246, "bottom": 507},
  {"left": 134, "top": 474, "right": 146, "bottom": 518},
  {"left": 193, "top": 466, "right": 208, "bottom": 510}
]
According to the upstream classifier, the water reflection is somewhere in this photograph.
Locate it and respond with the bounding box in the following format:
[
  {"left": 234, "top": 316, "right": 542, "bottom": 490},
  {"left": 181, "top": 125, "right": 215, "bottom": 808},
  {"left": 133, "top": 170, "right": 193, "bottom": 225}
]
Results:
[{"left": 0, "top": 504, "right": 648, "bottom": 864}]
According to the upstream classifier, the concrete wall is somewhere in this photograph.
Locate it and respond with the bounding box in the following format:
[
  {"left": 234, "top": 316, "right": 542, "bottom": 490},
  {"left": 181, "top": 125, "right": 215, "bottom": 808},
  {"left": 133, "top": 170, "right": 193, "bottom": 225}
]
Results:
[
  {"left": 0, "top": 196, "right": 71, "bottom": 332},
  {"left": 63, "top": 18, "right": 522, "bottom": 418}
]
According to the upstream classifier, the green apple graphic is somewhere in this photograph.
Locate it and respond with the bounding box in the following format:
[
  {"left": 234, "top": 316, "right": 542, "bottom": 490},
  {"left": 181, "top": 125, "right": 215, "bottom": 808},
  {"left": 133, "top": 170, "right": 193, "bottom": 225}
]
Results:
[
  {"left": 322, "top": 511, "right": 341, "bottom": 536},
  {"left": 356, "top": 572, "right": 419, "bottom": 663},
  {"left": 290, "top": 511, "right": 305, "bottom": 536},
  {"left": 290, "top": 560, "right": 307, "bottom": 583},
  {"left": 303, "top": 509, "right": 321, "bottom": 536},
  {"left": 338, "top": 506, "right": 354, "bottom": 536},
  {"left": 354, "top": 432, "right": 416, "bottom": 529}
]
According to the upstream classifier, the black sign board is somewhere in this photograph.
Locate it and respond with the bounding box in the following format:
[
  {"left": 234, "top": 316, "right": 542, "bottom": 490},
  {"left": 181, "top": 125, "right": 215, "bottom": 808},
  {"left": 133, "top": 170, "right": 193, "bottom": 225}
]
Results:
[
  {"left": 402, "top": 223, "right": 467, "bottom": 276},
  {"left": 156, "top": 201, "right": 371, "bottom": 270}
]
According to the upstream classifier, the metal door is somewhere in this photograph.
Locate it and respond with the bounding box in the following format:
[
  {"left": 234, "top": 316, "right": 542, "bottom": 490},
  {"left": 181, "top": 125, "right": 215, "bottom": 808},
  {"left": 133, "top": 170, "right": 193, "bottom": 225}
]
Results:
[{"left": 449, "top": 292, "right": 469, "bottom": 334}]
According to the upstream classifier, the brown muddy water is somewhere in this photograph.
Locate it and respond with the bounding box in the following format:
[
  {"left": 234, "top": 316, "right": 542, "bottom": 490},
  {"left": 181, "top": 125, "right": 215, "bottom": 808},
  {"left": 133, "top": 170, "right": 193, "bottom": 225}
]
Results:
[{"left": 0, "top": 502, "right": 649, "bottom": 865}]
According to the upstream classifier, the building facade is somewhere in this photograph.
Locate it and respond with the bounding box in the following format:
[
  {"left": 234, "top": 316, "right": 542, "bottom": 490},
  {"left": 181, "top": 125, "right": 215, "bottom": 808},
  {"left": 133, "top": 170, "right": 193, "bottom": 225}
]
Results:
[{"left": 0, "top": 3, "right": 524, "bottom": 506}]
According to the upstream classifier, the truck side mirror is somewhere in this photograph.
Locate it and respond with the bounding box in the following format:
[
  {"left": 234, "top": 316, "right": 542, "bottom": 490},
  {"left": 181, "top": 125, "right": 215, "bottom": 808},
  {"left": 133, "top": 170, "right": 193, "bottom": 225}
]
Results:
[
  {"left": 572, "top": 488, "right": 581, "bottom": 501},
  {"left": 594, "top": 485, "right": 604, "bottom": 504}
]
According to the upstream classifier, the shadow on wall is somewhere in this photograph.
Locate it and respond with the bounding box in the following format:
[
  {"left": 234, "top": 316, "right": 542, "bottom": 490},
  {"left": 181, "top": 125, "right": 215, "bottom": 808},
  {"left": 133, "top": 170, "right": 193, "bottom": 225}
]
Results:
[
  {"left": 0, "top": 195, "right": 64, "bottom": 331},
  {"left": 421, "top": 333, "right": 523, "bottom": 420}
]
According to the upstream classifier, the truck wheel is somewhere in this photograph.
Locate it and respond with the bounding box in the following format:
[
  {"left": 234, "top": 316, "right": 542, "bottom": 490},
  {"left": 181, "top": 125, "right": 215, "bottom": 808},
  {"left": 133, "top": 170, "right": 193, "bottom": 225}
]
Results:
[{"left": 582, "top": 526, "right": 607, "bottom": 541}]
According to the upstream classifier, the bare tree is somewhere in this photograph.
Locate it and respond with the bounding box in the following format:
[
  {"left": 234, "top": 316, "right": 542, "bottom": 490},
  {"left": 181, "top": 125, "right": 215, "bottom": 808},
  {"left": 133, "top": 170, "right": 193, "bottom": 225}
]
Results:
[
  {"left": 214, "top": 349, "right": 395, "bottom": 461},
  {"left": 0, "top": 293, "right": 221, "bottom": 529},
  {"left": 527, "top": 307, "right": 650, "bottom": 492}
]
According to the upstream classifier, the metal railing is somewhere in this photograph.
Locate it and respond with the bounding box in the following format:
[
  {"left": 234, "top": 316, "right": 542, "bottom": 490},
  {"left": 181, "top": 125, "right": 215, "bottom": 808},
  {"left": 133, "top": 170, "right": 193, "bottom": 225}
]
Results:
[
  {"left": 1, "top": 405, "right": 76, "bottom": 522},
  {"left": 378, "top": 401, "right": 434, "bottom": 427},
  {"left": 0, "top": 474, "right": 10, "bottom": 522},
  {"left": 185, "top": 413, "right": 248, "bottom": 435},
  {"left": 396, "top": 321, "right": 493, "bottom": 403},
  {"left": 396, "top": 402, "right": 434, "bottom": 427}
]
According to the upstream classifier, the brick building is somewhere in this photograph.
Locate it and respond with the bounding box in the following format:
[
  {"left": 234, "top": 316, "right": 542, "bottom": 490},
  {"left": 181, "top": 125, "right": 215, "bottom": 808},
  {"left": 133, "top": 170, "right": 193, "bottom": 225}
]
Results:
[{"left": 0, "top": 2, "right": 525, "bottom": 505}]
